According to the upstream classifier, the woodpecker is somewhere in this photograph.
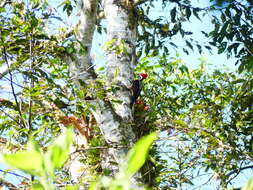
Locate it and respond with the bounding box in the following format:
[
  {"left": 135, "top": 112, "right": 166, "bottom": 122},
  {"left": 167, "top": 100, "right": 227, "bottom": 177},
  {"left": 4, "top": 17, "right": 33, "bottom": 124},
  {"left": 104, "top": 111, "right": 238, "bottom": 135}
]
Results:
[{"left": 130, "top": 73, "right": 148, "bottom": 108}]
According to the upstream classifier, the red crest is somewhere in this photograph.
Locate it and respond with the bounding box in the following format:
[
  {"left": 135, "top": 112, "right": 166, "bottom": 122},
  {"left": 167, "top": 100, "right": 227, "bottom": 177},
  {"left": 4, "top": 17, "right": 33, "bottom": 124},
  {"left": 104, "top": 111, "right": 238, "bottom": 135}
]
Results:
[{"left": 139, "top": 73, "right": 148, "bottom": 80}]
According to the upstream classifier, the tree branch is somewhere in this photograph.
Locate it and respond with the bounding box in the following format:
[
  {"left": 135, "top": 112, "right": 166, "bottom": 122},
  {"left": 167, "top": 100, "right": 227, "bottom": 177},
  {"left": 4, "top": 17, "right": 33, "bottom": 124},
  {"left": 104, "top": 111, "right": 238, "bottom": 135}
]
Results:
[
  {"left": 28, "top": 32, "right": 35, "bottom": 132},
  {"left": 0, "top": 64, "right": 13, "bottom": 80},
  {"left": 0, "top": 0, "right": 12, "bottom": 8},
  {"left": 226, "top": 164, "right": 253, "bottom": 180},
  {"left": 0, "top": 169, "right": 29, "bottom": 180},
  {"left": 133, "top": 0, "right": 148, "bottom": 6},
  {"left": 67, "top": 0, "right": 100, "bottom": 183},
  {"left": 0, "top": 107, "right": 20, "bottom": 125},
  {"left": 2, "top": 47, "right": 27, "bottom": 128},
  {"left": 69, "top": 0, "right": 98, "bottom": 83},
  {"left": 0, "top": 178, "right": 17, "bottom": 190}
]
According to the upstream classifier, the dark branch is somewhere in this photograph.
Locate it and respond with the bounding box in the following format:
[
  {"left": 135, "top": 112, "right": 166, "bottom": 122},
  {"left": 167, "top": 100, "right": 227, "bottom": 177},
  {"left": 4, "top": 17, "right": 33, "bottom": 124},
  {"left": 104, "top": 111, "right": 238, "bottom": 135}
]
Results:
[
  {"left": 227, "top": 165, "right": 253, "bottom": 179},
  {"left": 0, "top": 0, "right": 12, "bottom": 8},
  {"left": 2, "top": 46, "right": 27, "bottom": 128},
  {"left": 0, "top": 75, "right": 26, "bottom": 89},
  {"left": 71, "top": 145, "right": 129, "bottom": 155},
  {"left": 134, "top": 0, "right": 148, "bottom": 6},
  {"left": 0, "top": 169, "right": 29, "bottom": 180},
  {"left": 0, "top": 107, "right": 20, "bottom": 125}
]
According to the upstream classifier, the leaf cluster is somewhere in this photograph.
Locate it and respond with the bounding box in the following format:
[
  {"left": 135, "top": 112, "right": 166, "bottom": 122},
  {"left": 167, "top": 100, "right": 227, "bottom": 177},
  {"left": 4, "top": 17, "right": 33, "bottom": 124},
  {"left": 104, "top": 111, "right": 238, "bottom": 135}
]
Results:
[
  {"left": 208, "top": 1, "right": 253, "bottom": 72},
  {"left": 135, "top": 55, "right": 253, "bottom": 189},
  {"left": 1, "top": 128, "right": 73, "bottom": 190}
]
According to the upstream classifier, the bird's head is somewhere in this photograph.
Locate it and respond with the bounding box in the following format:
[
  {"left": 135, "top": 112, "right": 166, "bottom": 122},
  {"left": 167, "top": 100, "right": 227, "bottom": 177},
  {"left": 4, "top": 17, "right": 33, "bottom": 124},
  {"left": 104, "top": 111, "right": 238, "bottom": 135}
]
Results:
[{"left": 139, "top": 73, "right": 148, "bottom": 80}]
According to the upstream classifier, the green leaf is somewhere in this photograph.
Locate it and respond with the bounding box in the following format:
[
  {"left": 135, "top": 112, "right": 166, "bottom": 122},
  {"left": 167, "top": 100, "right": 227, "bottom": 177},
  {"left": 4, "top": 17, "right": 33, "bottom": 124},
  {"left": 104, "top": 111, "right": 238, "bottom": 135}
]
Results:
[
  {"left": 169, "top": 42, "right": 177, "bottom": 48},
  {"left": 88, "top": 181, "right": 98, "bottom": 190},
  {"left": 64, "top": 185, "right": 80, "bottom": 190},
  {"left": 186, "top": 7, "right": 191, "bottom": 20},
  {"left": 183, "top": 48, "right": 189, "bottom": 55},
  {"left": 179, "top": 65, "right": 189, "bottom": 74},
  {"left": 220, "top": 21, "right": 229, "bottom": 36},
  {"left": 45, "top": 128, "right": 73, "bottom": 172},
  {"left": 0, "top": 7, "right": 5, "bottom": 13},
  {"left": 227, "top": 43, "right": 240, "bottom": 54},
  {"left": 31, "top": 183, "right": 44, "bottom": 190},
  {"left": 170, "top": 7, "right": 177, "bottom": 23},
  {"left": 173, "top": 120, "right": 188, "bottom": 128},
  {"left": 231, "top": 79, "right": 246, "bottom": 84},
  {"left": 125, "top": 132, "right": 157, "bottom": 177},
  {"left": 186, "top": 40, "right": 193, "bottom": 51},
  {"left": 1, "top": 140, "right": 44, "bottom": 176},
  {"left": 225, "top": 7, "right": 231, "bottom": 17},
  {"left": 221, "top": 13, "right": 226, "bottom": 22},
  {"left": 242, "top": 177, "right": 253, "bottom": 190},
  {"left": 193, "top": 8, "right": 201, "bottom": 20},
  {"left": 196, "top": 44, "right": 202, "bottom": 54}
]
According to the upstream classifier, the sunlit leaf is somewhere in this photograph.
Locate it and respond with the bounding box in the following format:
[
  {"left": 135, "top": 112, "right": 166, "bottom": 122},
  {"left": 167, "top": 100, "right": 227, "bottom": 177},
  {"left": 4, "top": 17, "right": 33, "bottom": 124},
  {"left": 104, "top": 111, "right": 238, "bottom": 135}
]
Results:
[
  {"left": 125, "top": 132, "right": 157, "bottom": 177},
  {"left": 242, "top": 177, "right": 253, "bottom": 190},
  {"left": 45, "top": 128, "right": 73, "bottom": 173},
  {"left": 1, "top": 140, "right": 44, "bottom": 176}
]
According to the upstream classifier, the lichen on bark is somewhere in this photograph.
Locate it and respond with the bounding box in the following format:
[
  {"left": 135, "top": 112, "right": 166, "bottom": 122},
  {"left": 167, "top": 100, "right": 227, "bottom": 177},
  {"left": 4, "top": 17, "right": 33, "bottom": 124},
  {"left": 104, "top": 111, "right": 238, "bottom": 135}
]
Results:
[{"left": 68, "top": 0, "right": 139, "bottom": 184}]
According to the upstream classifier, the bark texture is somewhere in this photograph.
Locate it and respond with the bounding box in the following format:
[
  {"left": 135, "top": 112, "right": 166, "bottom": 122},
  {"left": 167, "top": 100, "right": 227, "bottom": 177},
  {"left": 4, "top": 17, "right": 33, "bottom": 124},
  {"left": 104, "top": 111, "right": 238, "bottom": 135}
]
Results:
[
  {"left": 69, "top": 0, "right": 98, "bottom": 82},
  {"left": 98, "top": 0, "right": 138, "bottom": 169},
  {"left": 68, "top": 0, "right": 98, "bottom": 184},
  {"left": 104, "top": 0, "right": 136, "bottom": 121},
  {"left": 69, "top": 0, "right": 138, "bottom": 185}
]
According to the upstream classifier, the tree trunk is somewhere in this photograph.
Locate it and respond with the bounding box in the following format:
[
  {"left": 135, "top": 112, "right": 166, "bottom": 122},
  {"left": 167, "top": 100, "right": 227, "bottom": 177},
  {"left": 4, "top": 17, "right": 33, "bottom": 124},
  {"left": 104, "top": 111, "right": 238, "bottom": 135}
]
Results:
[
  {"left": 68, "top": 0, "right": 98, "bottom": 184},
  {"left": 68, "top": 0, "right": 138, "bottom": 185},
  {"left": 99, "top": 0, "right": 138, "bottom": 167}
]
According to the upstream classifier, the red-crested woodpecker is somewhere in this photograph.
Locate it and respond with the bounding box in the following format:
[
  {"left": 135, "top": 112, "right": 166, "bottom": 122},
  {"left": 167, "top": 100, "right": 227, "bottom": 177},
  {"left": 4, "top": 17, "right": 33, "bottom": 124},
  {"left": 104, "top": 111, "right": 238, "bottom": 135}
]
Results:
[{"left": 130, "top": 73, "right": 148, "bottom": 108}]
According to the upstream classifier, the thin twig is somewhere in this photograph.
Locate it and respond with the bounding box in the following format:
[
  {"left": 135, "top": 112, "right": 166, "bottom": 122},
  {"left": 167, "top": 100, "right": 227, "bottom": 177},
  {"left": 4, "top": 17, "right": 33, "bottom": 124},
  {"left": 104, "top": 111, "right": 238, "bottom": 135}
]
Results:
[
  {"left": 28, "top": 34, "right": 34, "bottom": 132},
  {"left": 0, "top": 169, "right": 29, "bottom": 180},
  {"left": 226, "top": 161, "right": 244, "bottom": 185},
  {"left": 2, "top": 47, "right": 27, "bottom": 128},
  {"left": 226, "top": 164, "right": 253, "bottom": 184},
  {"left": 71, "top": 145, "right": 129, "bottom": 155},
  {"left": 0, "top": 108, "right": 20, "bottom": 125},
  {"left": 0, "top": 75, "right": 26, "bottom": 89},
  {"left": 0, "top": 179, "right": 17, "bottom": 190},
  {"left": 192, "top": 174, "right": 215, "bottom": 190}
]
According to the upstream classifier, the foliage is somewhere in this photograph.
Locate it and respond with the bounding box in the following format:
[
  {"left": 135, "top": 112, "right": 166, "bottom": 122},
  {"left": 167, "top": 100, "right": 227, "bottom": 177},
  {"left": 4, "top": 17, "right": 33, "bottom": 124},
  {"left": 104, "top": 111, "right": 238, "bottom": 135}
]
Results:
[
  {"left": 0, "top": 0, "right": 252, "bottom": 190},
  {"left": 136, "top": 0, "right": 253, "bottom": 73},
  {"left": 136, "top": 0, "right": 202, "bottom": 57},
  {"left": 136, "top": 55, "right": 253, "bottom": 189},
  {"left": 208, "top": 1, "right": 253, "bottom": 72},
  {"left": 0, "top": 0, "right": 70, "bottom": 146},
  {"left": 1, "top": 129, "right": 156, "bottom": 190},
  {"left": 90, "top": 132, "right": 157, "bottom": 190},
  {"left": 0, "top": 128, "right": 73, "bottom": 190},
  {"left": 242, "top": 177, "right": 253, "bottom": 190}
]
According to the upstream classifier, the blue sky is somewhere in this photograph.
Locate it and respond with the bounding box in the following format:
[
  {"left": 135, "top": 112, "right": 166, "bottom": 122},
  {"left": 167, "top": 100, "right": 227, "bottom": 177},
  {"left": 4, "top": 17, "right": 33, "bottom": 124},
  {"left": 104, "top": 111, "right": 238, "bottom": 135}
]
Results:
[{"left": 89, "top": 0, "right": 238, "bottom": 72}]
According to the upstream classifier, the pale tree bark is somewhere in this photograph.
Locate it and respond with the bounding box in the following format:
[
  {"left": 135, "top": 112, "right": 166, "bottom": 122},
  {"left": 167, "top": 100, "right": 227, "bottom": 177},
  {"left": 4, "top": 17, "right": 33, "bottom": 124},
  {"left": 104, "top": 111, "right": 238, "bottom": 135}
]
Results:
[
  {"left": 68, "top": 0, "right": 98, "bottom": 184},
  {"left": 69, "top": 0, "right": 98, "bottom": 82},
  {"left": 100, "top": 0, "right": 138, "bottom": 170},
  {"left": 68, "top": 0, "right": 139, "bottom": 186},
  {"left": 104, "top": 0, "right": 136, "bottom": 120}
]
